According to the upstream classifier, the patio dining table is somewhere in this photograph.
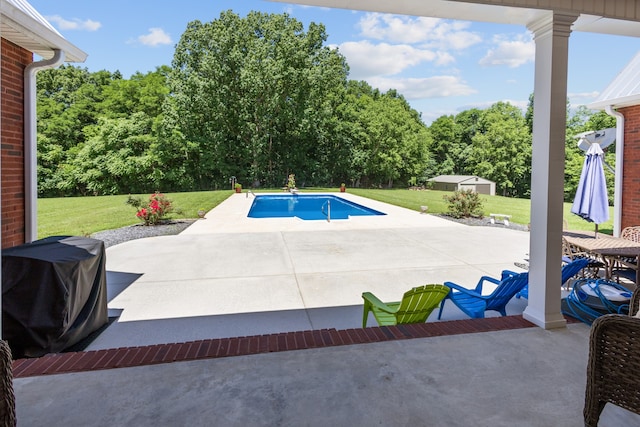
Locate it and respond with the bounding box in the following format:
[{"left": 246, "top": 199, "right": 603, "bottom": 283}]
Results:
[{"left": 563, "top": 230, "right": 640, "bottom": 285}]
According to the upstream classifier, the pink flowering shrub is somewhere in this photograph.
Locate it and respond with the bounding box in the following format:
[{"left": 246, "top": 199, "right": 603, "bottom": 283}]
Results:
[
  {"left": 443, "top": 189, "right": 484, "bottom": 219},
  {"left": 126, "top": 192, "right": 173, "bottom": 225}
]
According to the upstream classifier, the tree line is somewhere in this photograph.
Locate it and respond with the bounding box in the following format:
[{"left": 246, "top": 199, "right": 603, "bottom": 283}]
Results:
[{"left": 36, "top": 10, "right": 616, "bottom": 200}]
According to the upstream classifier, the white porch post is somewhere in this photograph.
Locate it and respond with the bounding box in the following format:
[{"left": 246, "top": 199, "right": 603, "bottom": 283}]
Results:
[{"left": 523, "top": 12, "right": 577, "bottom": 329}]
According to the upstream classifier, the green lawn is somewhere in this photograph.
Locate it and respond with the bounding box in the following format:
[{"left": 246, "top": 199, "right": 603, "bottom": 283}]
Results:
[
  {"left": 37, "top": 188, "right": 613, "bottom": 238},
  {"left": 37, "top": 190, "right": 233, "bottom": 237},
  {"left": 348, "top": 188, "right": 613, "bottom": 234}
]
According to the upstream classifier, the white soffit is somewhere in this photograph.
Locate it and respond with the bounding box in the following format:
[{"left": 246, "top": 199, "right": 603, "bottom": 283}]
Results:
[
  {"left": 1, "top": 0, "right": 87, "bottom": 63},
  {"left": 266, "top": 0, "right": 640, "bottom": 37},
  {"left": 574, "top": 14, "right": 640, "bottom": 37},
  {"left": 268, "top": 0, "right": 549, "bottom": 26}
]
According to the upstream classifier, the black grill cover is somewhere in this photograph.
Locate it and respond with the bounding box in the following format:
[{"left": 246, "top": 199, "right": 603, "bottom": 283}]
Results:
[{"left": 2, "top": 236, "right": 108, "bottom": 358}]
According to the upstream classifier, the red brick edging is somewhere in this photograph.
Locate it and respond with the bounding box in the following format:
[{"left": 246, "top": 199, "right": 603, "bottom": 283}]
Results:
[{"left": 12, "top": 315, "right": 555, "bottom": 378}]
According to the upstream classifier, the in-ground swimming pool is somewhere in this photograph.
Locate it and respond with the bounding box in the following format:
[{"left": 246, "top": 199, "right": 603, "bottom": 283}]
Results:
[{"left": 247, "top": 194, "right": 386, "bottom": 220}]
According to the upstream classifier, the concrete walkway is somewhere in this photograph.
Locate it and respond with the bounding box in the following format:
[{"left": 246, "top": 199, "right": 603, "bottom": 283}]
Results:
[{"left": 88, "top": 193, "right": 530, "bottom": 350}]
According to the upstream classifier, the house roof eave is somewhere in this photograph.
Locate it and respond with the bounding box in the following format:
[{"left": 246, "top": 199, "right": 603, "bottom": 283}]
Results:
[
  {"left": 589, "top": 95, "right": 640, "bottom": 111},
  {"left": 1, "top": 0, "right": 87, "bottom": 63}
]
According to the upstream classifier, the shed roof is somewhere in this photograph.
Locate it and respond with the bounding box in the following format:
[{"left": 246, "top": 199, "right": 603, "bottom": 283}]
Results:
[
  {"left": 589, "top": 51, "right": 640, "bottom": 110},
  {"left": 1, "top": 0, "right": 87, "bottom": 63},
  {"left": 428, "top": 175, "right": 494, "bottom": 184}
]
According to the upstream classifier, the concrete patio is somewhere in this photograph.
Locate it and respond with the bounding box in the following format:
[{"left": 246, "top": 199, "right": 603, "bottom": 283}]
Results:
[
  {"left": 12, "top": 193, "right": 640, "bottom": 425},
  {"left": 14, "top": 323, "right": 640, "bottom": 426},
  {"left": 86, "top": 193, "right": 531, "bottom": 350}
]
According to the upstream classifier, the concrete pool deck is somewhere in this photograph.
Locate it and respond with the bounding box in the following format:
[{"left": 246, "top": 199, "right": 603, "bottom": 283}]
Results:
[
  {"left": 13, "top": 192, "right": 640, "bottom": 426},
  {"left": 86, "top": 192, "right": 531, "bottom": 351}
]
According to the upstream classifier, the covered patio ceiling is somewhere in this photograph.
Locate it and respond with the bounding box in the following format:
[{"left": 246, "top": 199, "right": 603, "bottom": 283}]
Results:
[{"left": 267, "top": 0, "right": 640, "bottom": 36}]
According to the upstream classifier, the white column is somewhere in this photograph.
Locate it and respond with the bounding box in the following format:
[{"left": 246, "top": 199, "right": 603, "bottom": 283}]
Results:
[{"left": 523, "top": 12, "right": 578, "bottom": 329}]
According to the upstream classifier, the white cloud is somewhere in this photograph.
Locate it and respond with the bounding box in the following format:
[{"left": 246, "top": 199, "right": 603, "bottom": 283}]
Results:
[
  {"left": 568, "top": 91, "right": 600, "bottom": 100},
  {"left": 367, "top": 76, "right": 477, "bottom": 100},
  {"left": 459, "top": 98, "right": 529, "bottom": 113},
  {"left": 46, "top": 15, "right": 101, "bottom": 31},
  {"left": 435, "top": 51, "right": 456, "bottom": 66},
  {"left": 358, "top": 13, "right": 482, "bottom": 50},
  {"left": 479, "top": 33, "right": 534, "bottom": 68},
  {"left": 421, "top": 108, "right": 460, "bottom": 124},
  {"left": 137, "top": 28, "right": 173, "bottom": 47},
  {"left": 500, "top": 99, "right": 529, "bottom": 111},
  {"left": 299, "top": 5, "right": 331, "bottom": 11},
  {"left": 337, "top": 40, "right": 452, "bottom": 79},
  {"left": 421, "top": 98, "right": 529, "bottom": 124}
]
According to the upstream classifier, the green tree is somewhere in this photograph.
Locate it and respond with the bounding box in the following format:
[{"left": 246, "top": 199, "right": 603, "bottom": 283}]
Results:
[
  {"left": 425, "top": 109, "right": 482, "bottom": 181},
  {"left": 341, "top": 83, "right": 429, "bottom": 187},
  {"left": 36, "top": 66, "right": 116, "bottom": 196},
  {"left": 524, "top": 93, "right": 534, "bottom": 134},
  {"left": 99, "top": 66, "right": 170, "bottom": 119},
  {"left": 71, "top": 112, "right": 159, "bottom": 195},
  {"left": 565, "top": 106, "right": 617, "bottom": 203},
  {"left": 426, "top": 115, "right": 457, "bottom": 176},
  {"left": 585, "top": 110, "right": 617, "bottom": 131},
  {"left": 468, "top": 102, "right": 532, "bottom": 197},
  {"left": 37, "top": 66, "right": 173, "bottom": 195},
  {"left": 163, "top": 11, "right": 349, "bottom": 189}
]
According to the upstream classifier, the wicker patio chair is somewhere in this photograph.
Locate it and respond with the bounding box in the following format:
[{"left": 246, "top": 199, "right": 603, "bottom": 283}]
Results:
[
  {"left": 584, "top": 288, "right": 640, "bottom": 427},
  {"left": 562, "top": 237, "right": 604, "bottom": 280},
  {"left": 621, "top": 226, "right": 640, "bottom": 243},
  {"left": 0, "top": 340, "right": 16, "bottom": 426},
  {"left": 610, "top": 226, "right": 640, "bottom": 285}
]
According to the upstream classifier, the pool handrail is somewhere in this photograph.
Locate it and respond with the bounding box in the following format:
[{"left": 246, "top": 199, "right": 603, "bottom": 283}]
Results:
[{"left": 321, "top": 200, "right": 331, "bottom": 222}]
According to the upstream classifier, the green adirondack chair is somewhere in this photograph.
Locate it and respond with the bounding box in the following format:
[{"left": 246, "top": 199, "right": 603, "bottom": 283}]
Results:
[{"left": 362, "top": 284, "right": 450, "bottom": 327}]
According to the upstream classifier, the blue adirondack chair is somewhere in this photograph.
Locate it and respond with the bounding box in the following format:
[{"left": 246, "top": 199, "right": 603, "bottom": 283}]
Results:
[
  {"left": 515, "top": 257, "right": 590, "bottom": 299},
  {"left": 437, "top": 270, "right": 529, "bottom": 319}
]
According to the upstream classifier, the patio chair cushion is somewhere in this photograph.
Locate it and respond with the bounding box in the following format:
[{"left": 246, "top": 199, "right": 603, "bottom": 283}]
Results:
[{"left": 584, "top": 289, "right": 640, "bottom": 426}]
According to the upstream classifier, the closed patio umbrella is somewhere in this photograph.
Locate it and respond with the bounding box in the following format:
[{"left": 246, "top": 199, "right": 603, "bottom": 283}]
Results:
[{"left": 571, "top": 142, "right": 609, "bottom": 235}]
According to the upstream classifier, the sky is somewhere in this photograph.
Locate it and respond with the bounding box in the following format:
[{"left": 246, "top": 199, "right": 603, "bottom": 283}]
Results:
[{"left": 27, "top": 0, "right": 640, "bottom": 124}]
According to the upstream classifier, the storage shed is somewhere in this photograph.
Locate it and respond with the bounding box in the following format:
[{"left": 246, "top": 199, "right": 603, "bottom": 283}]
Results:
[{"left": 428, "top": 175, "right": 496, "bottom": 195}]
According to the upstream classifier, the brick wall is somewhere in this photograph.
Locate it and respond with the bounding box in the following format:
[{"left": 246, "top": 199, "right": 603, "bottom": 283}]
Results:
[
  {"left": 619, "top": 105, "right": 640, "bottom": 231},
  {"left": 1, "top": 38, "right": 32, "bottom": 248}
]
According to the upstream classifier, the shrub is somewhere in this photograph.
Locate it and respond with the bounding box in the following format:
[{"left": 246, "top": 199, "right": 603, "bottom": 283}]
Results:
[
  {"left": 126, "top": 192, "right": 174, "bottom": 225},
  {"left": 443, "top": 189, "right": 484, "bottom": 219}
]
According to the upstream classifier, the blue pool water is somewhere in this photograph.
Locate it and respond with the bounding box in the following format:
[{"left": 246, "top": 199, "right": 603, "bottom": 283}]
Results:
[{"left": 248, "top": 194, "right": 386, "bottom": 220}]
